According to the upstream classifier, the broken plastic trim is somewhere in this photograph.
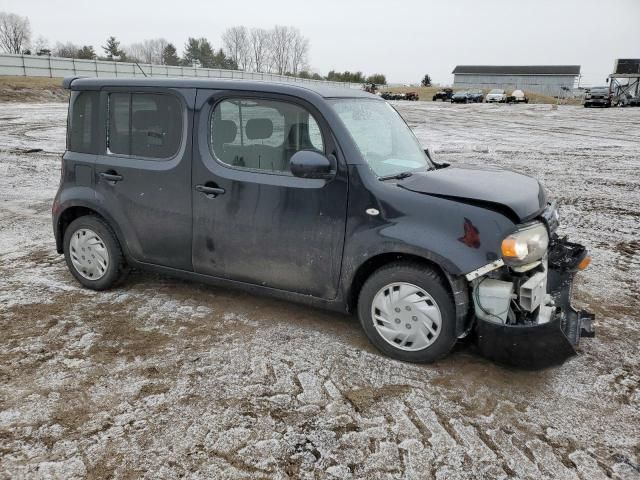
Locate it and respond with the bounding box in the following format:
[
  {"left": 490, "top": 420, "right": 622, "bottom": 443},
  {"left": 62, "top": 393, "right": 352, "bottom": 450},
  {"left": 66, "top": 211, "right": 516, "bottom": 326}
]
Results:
[{"left": 465, "top": 259, "right": 505, "bottom": 281}]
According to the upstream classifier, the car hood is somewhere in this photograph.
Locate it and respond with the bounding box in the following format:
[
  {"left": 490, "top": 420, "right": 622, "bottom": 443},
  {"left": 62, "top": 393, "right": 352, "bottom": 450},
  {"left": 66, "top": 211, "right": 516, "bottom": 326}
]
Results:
[{"left": 398, "top": 166, "right": 547, "bottom": 222}]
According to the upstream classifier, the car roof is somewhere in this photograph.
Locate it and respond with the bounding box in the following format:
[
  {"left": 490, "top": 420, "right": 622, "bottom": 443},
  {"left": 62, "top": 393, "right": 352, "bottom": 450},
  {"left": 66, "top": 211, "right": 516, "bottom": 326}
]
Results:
[{"left": 63, "top": 76, "right": 378, "bottom": 99}]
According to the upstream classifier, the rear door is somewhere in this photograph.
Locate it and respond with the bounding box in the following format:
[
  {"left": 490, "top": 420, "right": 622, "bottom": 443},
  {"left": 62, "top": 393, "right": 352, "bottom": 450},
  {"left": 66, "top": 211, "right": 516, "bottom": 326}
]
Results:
[
  {"left": 191, "top": 90, "right": 348, "bottom": 299},
  {"left": 93, "top": 87, "right": 195, "bottom": 270}
]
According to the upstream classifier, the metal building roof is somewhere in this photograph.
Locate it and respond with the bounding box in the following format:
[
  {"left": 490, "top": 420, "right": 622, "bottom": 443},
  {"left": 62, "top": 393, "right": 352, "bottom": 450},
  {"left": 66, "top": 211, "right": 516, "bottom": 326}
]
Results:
[{"left": 452, "top": 65, "right": 581, "bottom": 76}]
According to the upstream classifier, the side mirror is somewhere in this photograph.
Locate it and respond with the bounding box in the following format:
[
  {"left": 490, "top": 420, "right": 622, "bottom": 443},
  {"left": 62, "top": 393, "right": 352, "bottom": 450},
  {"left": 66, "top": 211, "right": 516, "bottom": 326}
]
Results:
[{"left": 290, "top": 150, "right": 334, "bottom": 179}]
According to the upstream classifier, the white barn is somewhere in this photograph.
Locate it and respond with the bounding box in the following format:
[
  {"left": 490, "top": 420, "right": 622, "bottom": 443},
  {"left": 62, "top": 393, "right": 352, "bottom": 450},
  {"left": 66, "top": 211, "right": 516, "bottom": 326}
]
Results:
[{"left": 452, "top": 65, "right": 581, "bottom": 96}]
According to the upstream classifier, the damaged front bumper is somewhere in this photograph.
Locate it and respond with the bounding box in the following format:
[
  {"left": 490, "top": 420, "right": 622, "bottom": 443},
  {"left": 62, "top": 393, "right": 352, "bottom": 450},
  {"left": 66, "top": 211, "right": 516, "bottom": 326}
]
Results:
[{"left": 474, "top": 238, "right": 595, "bottom": 369}]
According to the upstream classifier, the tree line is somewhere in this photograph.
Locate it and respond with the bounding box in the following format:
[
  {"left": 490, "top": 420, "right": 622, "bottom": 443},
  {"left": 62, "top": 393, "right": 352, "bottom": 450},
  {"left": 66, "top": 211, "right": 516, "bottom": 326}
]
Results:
[{"left": 0, "top": 11, "right": 387, "bottom": 84}]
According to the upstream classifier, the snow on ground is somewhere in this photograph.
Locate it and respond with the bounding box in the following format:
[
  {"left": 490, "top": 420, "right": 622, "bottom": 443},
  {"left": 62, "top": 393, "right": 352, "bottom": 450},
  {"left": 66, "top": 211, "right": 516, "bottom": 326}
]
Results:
[{"left": 0, "top": 101, "right": 638, "bottom": 479}]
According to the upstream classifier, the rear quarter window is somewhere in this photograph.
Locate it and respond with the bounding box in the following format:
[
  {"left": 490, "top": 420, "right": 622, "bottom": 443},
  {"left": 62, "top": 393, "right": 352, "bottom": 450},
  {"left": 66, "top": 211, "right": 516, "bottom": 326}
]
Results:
[{"left": 68, "top": 91, "right": 99, "bottom": 154}]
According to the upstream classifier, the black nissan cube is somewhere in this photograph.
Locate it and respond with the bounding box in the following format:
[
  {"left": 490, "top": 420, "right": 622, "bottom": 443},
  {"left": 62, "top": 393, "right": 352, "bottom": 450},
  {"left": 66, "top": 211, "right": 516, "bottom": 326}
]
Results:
[{"left": 53, "top": 77, "right": 594, "bottom": 368}]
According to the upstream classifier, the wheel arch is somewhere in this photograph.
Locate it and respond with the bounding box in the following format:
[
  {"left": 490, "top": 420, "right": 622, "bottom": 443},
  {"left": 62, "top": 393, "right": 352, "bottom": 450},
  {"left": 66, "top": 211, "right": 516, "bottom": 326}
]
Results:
[
  {"left": 55, "top": 203, "right": 127, "bottom": 257},
  {"left": 347, "top": 252, "right": 471, "bottom": 336}
]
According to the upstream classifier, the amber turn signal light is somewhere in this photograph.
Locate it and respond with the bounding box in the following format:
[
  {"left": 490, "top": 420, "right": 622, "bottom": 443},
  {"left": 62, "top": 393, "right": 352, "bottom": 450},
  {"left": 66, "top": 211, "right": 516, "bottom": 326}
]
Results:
[
  {"left": 577, "top": 256, "right": 591, "bottom": 270},
  {"left": 501, "top": 238, "right": 527, "bottom": 259}
]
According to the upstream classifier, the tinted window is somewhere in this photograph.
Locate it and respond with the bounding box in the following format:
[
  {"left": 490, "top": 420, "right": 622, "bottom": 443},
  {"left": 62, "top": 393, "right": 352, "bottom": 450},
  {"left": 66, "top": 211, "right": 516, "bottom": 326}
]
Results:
[
  {"left": 108, "top": 93, "right": 182, "bottom": 159},
  {"left": 210, "top": 98, "right": 324, "bottom": 173},
  {"left": 68, "top": 91, "right": 99, "bottom": 153}
]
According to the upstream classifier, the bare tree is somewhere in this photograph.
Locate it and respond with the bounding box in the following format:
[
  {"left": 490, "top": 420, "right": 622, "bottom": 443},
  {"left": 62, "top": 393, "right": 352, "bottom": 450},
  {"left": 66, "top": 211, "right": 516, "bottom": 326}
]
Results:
[
  {"left": 249, "top": 27, "right": 270, "bottom": 73},
  {"left": 125, "top": 38, "right": 168, "bottom": 64},
  {"left": 33, "top": 36, "right": 50, "bottom": 55},
  {"left": 124, "top": 42, "right": 145, "bottom": 63},
  {"left": 222, "top": 26, "right": 250, "bottom": 71},
  {"left": 0, "top": 12, "right": 31, "bottom": 54},
  {"left": 289, "top": 28, "right": 309, "bottom": 75},
  {"left": 269, "top": 25, "right": 294, "bottom": 75},
  {"left": 53, "top": 41, "right": 80, "bottom": 59}
]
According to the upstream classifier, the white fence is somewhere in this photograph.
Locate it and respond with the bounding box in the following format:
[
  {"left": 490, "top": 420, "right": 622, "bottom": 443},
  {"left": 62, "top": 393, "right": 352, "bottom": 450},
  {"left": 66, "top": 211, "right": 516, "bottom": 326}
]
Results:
[{"left": 0, "top": 53, "right": 362, "bottom": 89}]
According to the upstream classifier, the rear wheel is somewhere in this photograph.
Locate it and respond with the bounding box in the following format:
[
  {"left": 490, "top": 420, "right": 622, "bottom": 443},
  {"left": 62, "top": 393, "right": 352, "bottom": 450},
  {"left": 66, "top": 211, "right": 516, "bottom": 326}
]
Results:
[
  {"left": 357, "top": 262, "right": 457, "bottom": 363},
  {"left": 63, "top": 216, "right": 128, "bottom": 290}
]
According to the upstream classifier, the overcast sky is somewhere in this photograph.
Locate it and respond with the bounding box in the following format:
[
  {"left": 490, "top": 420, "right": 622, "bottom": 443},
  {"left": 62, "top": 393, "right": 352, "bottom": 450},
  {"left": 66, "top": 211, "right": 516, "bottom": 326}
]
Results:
[{"left": 3, "top": 0, "right": 638, "bottom": 85}]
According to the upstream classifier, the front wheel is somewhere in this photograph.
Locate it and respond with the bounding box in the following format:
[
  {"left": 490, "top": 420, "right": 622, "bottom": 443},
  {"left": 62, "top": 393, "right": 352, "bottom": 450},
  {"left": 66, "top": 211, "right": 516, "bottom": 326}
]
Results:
[
  {"left": 63, "top": 215, "right": 128, "bottom": 290},
  {"left": 357, "top": 262, "right": 457, "bottom": 363}
]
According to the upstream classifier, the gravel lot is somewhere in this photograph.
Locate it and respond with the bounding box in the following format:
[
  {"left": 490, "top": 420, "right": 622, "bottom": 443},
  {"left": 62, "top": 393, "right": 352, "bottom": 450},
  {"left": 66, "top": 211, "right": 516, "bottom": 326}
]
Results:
[{"left": 0, "top": 101, "right": 639, "bottom": 479}]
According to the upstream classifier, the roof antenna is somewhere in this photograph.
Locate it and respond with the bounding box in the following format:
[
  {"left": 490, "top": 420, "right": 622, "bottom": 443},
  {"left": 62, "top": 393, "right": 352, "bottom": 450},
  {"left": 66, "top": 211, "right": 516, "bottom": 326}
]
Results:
[{"left": 134, "top": 62, "right": 148, "bottom": 77}]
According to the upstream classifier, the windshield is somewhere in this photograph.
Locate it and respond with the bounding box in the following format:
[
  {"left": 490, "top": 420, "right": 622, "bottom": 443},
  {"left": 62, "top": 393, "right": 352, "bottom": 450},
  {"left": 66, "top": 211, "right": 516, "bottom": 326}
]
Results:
[
  {"left": 489, "top": 89, "right": 504, "bottom": 94},
  {"left": 330, "top": 99, "right": 432, "bottom": 177}
]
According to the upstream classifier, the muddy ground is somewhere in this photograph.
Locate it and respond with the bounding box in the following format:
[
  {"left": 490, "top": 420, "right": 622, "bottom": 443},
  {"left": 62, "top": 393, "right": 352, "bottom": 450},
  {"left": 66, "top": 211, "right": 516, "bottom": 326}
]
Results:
[{"left": 0, "top": 101, "right": 638, "bottom": 479}]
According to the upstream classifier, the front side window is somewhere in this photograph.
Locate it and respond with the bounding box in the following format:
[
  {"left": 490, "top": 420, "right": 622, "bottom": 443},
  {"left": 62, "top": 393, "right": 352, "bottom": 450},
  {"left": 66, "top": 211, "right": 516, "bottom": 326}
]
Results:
[
  {"left": 209, "top": 98, "right": 324, "bottom": 173},
  {"left": 107, "top": 93, "right": 182, "bottom": 159},
  {"left": 68, "top": 91, "right": 99, "bottom": 153},
  {"left": 330, "top": 99, "right": 431, "bottom": 177}
]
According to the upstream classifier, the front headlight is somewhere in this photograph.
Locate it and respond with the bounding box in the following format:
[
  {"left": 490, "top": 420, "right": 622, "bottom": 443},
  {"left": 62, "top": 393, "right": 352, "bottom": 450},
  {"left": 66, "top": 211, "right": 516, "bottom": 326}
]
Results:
[{"left": 501, "top": 222, "right": 549, "bottom": 266}]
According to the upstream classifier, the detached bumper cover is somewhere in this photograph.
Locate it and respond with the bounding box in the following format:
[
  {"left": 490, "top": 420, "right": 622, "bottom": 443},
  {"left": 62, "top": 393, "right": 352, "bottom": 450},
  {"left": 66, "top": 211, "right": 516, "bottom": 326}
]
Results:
[{"left": 476, "top": 238, "right": 595, "bottom": 369}]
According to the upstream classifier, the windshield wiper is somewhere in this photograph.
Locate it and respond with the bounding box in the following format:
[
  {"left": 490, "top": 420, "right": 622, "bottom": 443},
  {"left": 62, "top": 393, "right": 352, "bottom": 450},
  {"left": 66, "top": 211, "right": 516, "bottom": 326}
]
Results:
[{"left": 378, "top": 171, "right": 414, "bottom": 181}]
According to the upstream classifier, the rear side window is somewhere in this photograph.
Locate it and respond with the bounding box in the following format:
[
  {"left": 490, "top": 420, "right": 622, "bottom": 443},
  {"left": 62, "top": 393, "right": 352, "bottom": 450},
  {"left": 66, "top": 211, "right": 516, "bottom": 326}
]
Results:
[
  {"left": 107, "top": 93, "right": 183, "bottom": 159},
  {"left": 68, "top": 91, "right": 99, "bottom": 153},
  {"left": 209, "top": 98, "right": 324, "bottom": 174}
]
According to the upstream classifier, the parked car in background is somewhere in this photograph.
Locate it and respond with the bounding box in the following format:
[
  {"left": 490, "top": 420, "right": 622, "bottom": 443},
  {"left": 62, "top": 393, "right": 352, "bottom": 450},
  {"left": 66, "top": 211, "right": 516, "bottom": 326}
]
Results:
[
  {"left": 405, "top": 92, "right": 419, "bottom": 101},
  {"left": 507, "top": 89, "right": 529, "bottom": 103},
  {"left": 485, "top": 89, "right": 507, "bottom": 103},
  {"left": 381, "top": 92, "right": 407, "bottom": 101},
  {"left": 467, "top": 90, "right": 484, "bottom": 103},
  {"left": 584, "top": 86, "right": 611, "bottom": 108},
  {"left": 54, "top": 76, "right": 594, "bottom": 368},
  {"left": 451, "top": 91, "right": 471, "bottom": 103},
  {"left": 432, "top": 88, "right": 453, "bottom": 101}
]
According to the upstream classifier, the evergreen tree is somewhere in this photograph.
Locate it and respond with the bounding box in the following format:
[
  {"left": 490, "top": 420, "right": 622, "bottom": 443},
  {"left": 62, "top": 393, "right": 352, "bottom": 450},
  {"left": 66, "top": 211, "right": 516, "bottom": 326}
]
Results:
[
  {"left": 182, "top": 38, "right": 236, "bottom": 69},
  {"left": 366, "top": 73, "right": 386, "bottom": 85},
  {"left": 102, "top": 36, "right": 124, "bottom": 60},
  {"left": 182, "top": 37, "right": 203, "bottom": 66},
  {"left": 77, "top": 45, "right": 96, "bottom": 60},
  {"left": 198, "top": 39, "right": 216, "bottom": 68},
  {"left": 212, "top": 48, "right": 235, "bottom": 69},
  {"left": 421, "top": 74, "right": 432, "bottom": 87},
  {"left": 161, "top": 43, "right": 179, "bottom": 66}
]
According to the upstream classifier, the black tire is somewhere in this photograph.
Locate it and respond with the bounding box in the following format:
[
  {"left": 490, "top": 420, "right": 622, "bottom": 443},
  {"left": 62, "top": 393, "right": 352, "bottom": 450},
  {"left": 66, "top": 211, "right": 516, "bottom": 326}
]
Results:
[
  {"left": 63, "top": 215, "right": 129, "bottom": 290},
  {"left": 357, "top": 262, "right": 457, "bottom": 363}
]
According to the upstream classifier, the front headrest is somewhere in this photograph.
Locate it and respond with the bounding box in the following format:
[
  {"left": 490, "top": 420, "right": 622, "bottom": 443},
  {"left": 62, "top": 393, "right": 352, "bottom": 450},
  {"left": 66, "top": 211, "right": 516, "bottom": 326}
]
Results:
[
  {"left": 133, "top": 110, "right": 164, "bottom": 130},
  {"left": 214, "top": 119, "right": 238, "bottom": 144},
  {"left": 287, "top": 123, "right": 312, "bottom": 148},
  {"left": 246, "top": 118, "right": 273, "bottom": 140}
]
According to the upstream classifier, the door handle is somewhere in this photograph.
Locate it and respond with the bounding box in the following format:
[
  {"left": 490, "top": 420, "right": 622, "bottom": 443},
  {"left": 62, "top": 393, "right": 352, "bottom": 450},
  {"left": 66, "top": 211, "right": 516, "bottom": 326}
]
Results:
[
  {"left": 195, "top": 184, "right": 225, "bottom": 197},
  {"left": 99, "top": 172, "right": 123, "bottom": 183}
]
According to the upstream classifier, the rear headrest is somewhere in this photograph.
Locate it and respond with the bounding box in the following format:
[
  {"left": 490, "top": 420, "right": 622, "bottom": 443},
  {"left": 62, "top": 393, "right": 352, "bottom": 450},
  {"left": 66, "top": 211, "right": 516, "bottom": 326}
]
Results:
[
  {"left": 214, "top": 119, "right": 238, "bottom": 144},
  {"left": 133, "top": 110, "right": 164, "bottom": 130},
  {"left": 246, "top": 118, "right": 273, "bottom": 140}
]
